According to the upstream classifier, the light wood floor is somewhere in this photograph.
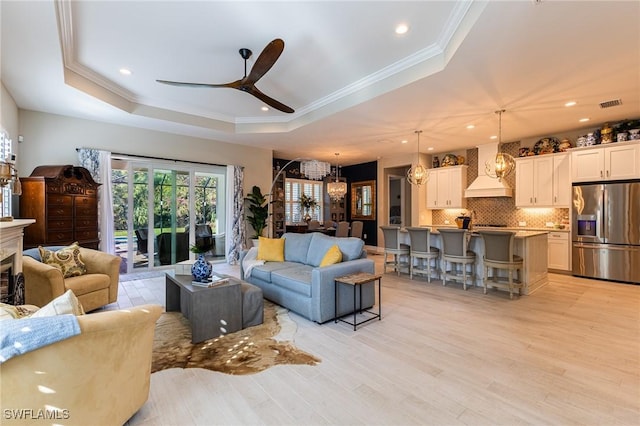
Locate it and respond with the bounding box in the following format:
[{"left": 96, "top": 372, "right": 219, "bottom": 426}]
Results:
[{"left": 116, "top": 256, "right": 640, "bottom": 426}]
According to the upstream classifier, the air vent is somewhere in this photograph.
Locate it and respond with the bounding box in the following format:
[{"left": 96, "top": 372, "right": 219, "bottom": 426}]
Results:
[{"left": 599, "top": 99, "right": 622, "bottom": 108}]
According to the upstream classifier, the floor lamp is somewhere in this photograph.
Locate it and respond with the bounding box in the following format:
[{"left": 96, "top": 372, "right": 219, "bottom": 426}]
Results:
[{"left": 267, "top": 158, "right": 330, "bottom": 238}]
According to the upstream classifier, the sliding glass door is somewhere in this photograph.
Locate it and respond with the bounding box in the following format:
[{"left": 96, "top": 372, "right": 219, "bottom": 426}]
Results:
[{"left": 112, "top": 158, "right": 226, "bottom": 273}]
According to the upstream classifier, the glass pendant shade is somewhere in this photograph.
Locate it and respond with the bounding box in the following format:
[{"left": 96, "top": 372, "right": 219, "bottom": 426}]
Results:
[
  {"left": 407, "top": 130, "right": 429, "bottom": 186},
  {"left": 327, "top": 153, "right": 347, "bottom": 200},
  {"left": 485, "top": 109, "right": 515, "bottom": 182},
  {"left": 300, "top": 160, "right": 331, "bottom": 180}
]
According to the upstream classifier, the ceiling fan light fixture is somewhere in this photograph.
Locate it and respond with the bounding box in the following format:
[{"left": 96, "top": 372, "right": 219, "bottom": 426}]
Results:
[
  {"left": 300, "top": 160, "right": 331, "bottom": 181},
  {"left": 485, "top": 109, "right": 515, "bottom": 182},
  {"left": 407, "top": 130, "right": 429, "bottom": 186},
  {"left": 327, "top": 153, "right": 347, "bottom": 201}
]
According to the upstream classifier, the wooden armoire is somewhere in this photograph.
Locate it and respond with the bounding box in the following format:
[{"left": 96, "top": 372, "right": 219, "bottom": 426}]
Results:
[{"left": 20, "top": 165, "right": 100, "bottom": 249}]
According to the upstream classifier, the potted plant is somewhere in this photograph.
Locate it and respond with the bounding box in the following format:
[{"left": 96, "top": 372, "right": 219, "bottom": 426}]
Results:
[
  {"left": 245, "top": 185, "right": 269, "bottom": 243},
  {"left": 299, "top": 194, "right": 318, "bottom": 222}
]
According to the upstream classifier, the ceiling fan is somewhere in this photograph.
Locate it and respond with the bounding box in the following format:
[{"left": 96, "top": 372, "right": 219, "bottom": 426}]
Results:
[{"left": 156, "top": 38, "right": 294, "bottom": 114}]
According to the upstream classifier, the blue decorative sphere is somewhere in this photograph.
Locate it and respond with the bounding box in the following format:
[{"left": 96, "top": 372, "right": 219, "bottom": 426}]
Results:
[{"left": 191, "top": 254, "right": 212, "bottom": 282}]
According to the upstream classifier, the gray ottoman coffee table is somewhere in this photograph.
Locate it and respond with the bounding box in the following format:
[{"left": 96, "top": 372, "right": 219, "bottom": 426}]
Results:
[{"left": 165, "top": 274, "right": 264, "bottom": 343}]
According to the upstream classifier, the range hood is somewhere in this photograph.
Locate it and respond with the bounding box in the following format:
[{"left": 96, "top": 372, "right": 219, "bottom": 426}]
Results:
[{"left": 464, "top": 143, "right": 513, "bottom": 198}]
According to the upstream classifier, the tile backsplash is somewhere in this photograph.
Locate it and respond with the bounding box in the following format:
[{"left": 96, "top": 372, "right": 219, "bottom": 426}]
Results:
[{"left": 431, "top": 141, "right": 570, "bottom": 229}]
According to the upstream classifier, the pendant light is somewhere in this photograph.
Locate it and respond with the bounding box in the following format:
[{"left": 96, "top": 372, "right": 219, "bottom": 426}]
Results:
[
  {"left": 327, "top": 153, "right": 347, "bottom": 201},
  {"left": 407, "top": 130, "right": 429, "bottom": 186},
  {"left": 486, "top": 109, "right": 515, "bottom": 182}
]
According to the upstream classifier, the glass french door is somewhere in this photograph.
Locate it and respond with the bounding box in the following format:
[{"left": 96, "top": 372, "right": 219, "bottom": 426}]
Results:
[{"left": 112, "top": 158, "right": 226, "bottom": 273}]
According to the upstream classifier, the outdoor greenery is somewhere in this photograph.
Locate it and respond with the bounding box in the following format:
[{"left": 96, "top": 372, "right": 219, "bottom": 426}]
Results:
[
  {"left": 111, "top": 169, "right": 219, "bottom": 235},
  {"left": 245, "top": 185, "right": 269, "bottom": 238}
]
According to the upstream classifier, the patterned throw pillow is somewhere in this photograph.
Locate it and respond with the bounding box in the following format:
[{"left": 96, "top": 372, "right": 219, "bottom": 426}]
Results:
[
  {"left": 0, "top": 303, "right": 35, "bottom": 321},
  {"left": 38, "top": 243, "right": 87, "bottom": 278}
]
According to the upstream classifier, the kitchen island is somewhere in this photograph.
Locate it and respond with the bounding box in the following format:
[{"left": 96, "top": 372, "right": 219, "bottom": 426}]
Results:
[{"left": 399, "top": 227, "right": 549, "bottom": 295}]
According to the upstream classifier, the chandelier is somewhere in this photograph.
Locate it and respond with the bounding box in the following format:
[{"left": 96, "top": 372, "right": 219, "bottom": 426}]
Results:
[
  {"left": 407, "top": 130, "right": 429, "bottom": 186},
  {"left": 327, "top": 153, "right": 347, "bottom": 201},
  {"left": 300, "top": 159, "right": 331, "bottom": 181},
  {"left": 485, "top": 109, "right": 515, "bottom": 182}
]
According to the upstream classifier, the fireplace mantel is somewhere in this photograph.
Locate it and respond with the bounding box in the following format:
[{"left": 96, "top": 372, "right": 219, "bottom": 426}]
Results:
[{"left": 1, "top": 219, "right": 35, "bottom": 303}]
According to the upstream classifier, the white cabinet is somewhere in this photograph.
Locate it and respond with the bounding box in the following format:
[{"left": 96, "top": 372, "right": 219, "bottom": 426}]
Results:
[
  {"left": 515, "top": 156, "right": 553, "bottom": 207},
  {"left": 572, "top": 141, "right": 640, "bottom": 182},
  {"left": 516, "top": 152, "right": 571, "bottom": 207},
  {"left": 426, "top": 165, "right": 467, "bottom": 209},
  {"left": 548, "top": 231, "right": 570, "bottom": 271},
  {"left": 552, "top": 153, "right": 572, "bottom": 206}
]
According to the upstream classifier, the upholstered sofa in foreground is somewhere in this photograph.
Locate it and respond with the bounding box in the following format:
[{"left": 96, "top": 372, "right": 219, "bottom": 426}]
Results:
[
  {"left": 240, "top": 232, "right": 375, "bottom": 323},
  {"left": 1, "top": 304, "right": 162, "bottom": 426},
  {"left": 23, "top": 246, "right": 120, "bottom": 312}
]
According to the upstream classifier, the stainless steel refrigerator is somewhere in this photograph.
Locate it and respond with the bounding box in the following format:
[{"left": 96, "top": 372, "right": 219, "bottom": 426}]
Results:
[{"left": 572, "top": 181, "right": 640, "bottom": 284}]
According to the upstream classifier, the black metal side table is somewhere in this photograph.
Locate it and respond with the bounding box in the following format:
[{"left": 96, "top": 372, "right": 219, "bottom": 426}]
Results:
[{"left": 334, "top": 272, "right": 382, "bottom": 330}]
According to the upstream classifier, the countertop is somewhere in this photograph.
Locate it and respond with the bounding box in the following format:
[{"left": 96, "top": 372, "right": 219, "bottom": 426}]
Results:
[{"left": 401, "top": 226, "right": 552, "bottom": 239}]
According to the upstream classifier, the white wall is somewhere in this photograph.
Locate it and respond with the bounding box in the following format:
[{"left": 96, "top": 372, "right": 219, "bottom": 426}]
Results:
[{"left": 17, "top": 110, "right": 272, "bottom": 194}]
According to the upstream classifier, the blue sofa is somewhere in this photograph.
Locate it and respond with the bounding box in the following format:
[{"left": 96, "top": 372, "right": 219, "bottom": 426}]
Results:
[{"left": 240, "top": 232, "right": 375, "bottom": 323}]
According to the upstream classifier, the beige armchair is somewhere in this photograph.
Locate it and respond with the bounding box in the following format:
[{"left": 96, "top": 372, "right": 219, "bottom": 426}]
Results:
[
  {"left": 1, "top": 304, "right": 162, "bottom": 426},
  {"left": 23, "top": 247, "right": 121, "bottom": 312}
]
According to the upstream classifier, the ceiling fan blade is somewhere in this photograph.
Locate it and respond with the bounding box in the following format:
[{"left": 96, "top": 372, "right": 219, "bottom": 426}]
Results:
[
  {"left": 245, "top": 85, "right": 294, "bottom": 113},
  {"left": 156, "top": 79, "right": 241, "bottom": 89},
  {"left": 244, "top": 39, "right": 285, "bottom": 85}
]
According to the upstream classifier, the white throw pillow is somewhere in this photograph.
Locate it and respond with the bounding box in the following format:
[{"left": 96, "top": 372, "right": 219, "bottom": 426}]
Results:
[{"left": 31, "top": 290, "right": 85, "bottom": 318}]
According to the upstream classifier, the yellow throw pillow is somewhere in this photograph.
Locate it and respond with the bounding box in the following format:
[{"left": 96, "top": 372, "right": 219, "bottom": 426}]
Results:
[
  {"left": 320, "top": 245, "right": 343, "bottom": 267},
  {"left": 39, "top": 243, "right": 87, "bottom": 278},
  {"left": 31, "top": 289, "right": 85, "bottom": 318},
  {"left": 256, "top": 237, "right": 285, "bottom": 262}
]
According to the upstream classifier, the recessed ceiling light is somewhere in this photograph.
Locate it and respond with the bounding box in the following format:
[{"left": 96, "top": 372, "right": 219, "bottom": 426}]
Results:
[
  {"left": 261, "top": 106, "right": 269, "bottom": 112},
  {"left": 427, "top": 147, "right": 434, "bottom": 151},
  {"left": 395, "top": 24, "right": 408, "bottom": 35},
  {"left": 401, "top": 139, "right": 408, "bottom": 144},
  {"left": 490, "top": 135, "right": 498, "bottom": 140},
  {"left": 565, "top": 101, "right": 577, "bottom": 107},
  {"left": 119, "top": 68, "right": 132, "bottom": 76},
  {"left": 579, "top": 118, "right": 590, "bottom": 122},
  {"left": 466, "top": 124, "right": 475, "bottom": 129}
]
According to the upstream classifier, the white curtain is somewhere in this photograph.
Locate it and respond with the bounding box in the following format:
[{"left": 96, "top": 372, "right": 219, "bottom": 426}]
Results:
[
  {"left": 77, "top": 148, "right": 115, "bottom": 254},
  {"left": 226, "top": 165, "right": 245, "bottom": 264}
]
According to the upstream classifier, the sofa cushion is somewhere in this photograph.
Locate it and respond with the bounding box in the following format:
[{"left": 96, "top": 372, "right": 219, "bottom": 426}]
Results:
[
  {"left": 257, "top": 237, "right": 285, "bottom": 262},
  {"left": 271, "top": 265, "right": 313, "bottom": 297},
  {"left": 0, "top": 304, "right": 35, "bottom": 321},
  {"left": 64, "top": 273, "right": 111, "bottom": 297},
  {"left": 306, "top": 233, "right": 364, "bottom": 267},
  {"left": 282, "top": 233, "right": 313, "bottom": 263},
  {"left": 250, "top": 261, "right": 303, "bottom": 283},
  {"left": 320, "top": 244, "right": 343, "bottom": 267},
  {"left": 31, "top": 289, "right": 85, "bottom": 317},
  {"left": 39, "top": 243, "right": 87, "bottom": 278}
]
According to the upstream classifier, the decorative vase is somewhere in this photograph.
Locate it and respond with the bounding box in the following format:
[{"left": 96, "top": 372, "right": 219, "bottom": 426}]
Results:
[
  {"left": 191, "top": 254, "right": 212, "bottom": 282},
  {"left": 303, "top": 208, "right": 312, "bottom": 223}
]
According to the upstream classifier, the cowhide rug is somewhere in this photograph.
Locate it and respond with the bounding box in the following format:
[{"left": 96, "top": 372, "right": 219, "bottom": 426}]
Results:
[{"left": 151, "top": 301, "right": 320, "bottom": 375}]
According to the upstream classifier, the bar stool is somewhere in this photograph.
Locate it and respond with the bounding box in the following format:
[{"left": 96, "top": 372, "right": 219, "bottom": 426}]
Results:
[
  {"left": 406, "top": 227, "right": 440, "bottom": 282},
  {"left": 380, "top": 226, "right": 410, "bottom": 276},
  {"left": 438, "top": 228, "right": 476, "bottom": 290},
  {"left": 477, "top": 231, "right": 523, "bottom": 299}
]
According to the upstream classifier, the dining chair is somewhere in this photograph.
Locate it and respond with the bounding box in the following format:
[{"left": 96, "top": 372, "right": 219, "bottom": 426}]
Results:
[
  {"left": 350, "top": 221, "right": 364, "bottom": 239},
  {"left": 406, "top": 227, "right": 440, "bottom": 282},
  {"left": 477, "top": 230, "right": 524, "bottom": 299},
  {"left": 380, "top": 226, "right": 410, "bottom": 276},
  {"left": 438, "top": 228, "right": 476, "bottom": 290},
  {"left": 308, "top": 219, "right": 321, "bottom": 230},
  {"left": 335, "top": 221, "right": 350, "bottom": 237}
]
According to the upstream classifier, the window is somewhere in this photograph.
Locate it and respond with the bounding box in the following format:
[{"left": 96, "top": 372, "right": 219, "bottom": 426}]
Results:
[
  {"left": 0, "top": 131, "right": 13, "bottom": 218},
  {"left": 285, "top": 178, "right": 323, "bottom": 223}
]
